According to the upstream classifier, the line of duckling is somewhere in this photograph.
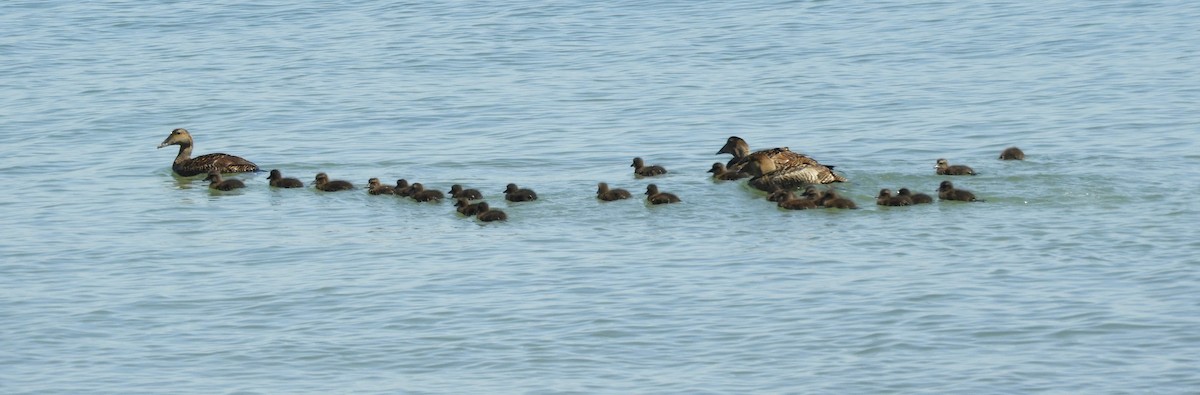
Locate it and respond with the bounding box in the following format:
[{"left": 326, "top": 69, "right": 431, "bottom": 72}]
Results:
[{"left": 163, "top": 128, "right": 1024, "bottom": 219}]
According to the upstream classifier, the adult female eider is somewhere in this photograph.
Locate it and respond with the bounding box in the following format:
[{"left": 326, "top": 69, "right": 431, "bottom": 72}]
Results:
[
  {"left": 314, "top": 173, "right": 354, "bottom": 192},
  {"left": 707, "top": 162, "right": 747, "bottom": 180},
  {"left": 938, "top": 180, "right": 980, "bottom": 202},
  {"left": 596, "top": 182, "right": 632, "bottom": 201},
  {"left": 157, "top": 128, "right": 258, "bottom": 176},
  {"left": 717, "top": 136, "right": 846, "bottom": 182},
  {"left": 631, "top": 157, "right": 668, "bottom": 177},
  {"left": 876, "top": 189, "right": 912, "bottom": 206},
  {"left": 897, "top": 188, "right": 933, "bottom": 204},
  {"left": 409, "top": 183, "right": 444, "bottom": 202},
  {"left": 367, "top": 178, "right": 395, "bottom": 195},
  {"left": 504, "top": 183, "right": 538, "bottom": 202},
  {"left": 644, "top": 184, "right": 680, "bottom": 204},
  {"left": 475, "top": 202, "right": 508, "bottom": 222},
  {"left": 203, "top": 170, "right": 245, "bottom": 191},
  {"left": 745, "top": 152, "right": 847, "bottom": 192},
  {"left": 999, "top": 147, "right": 1025, "bottom": 160},
  {"left": 448, "top": 184, "right": 483, "bottom": 200},
  {"left": 266, "top": 169, "right": 303, "bottom": 188},
  {"left": 935, "top": 158, "right": 976, "bottom": 175},
  {"left": 777, "top": 191, "right": 817, "bottom": 210}
]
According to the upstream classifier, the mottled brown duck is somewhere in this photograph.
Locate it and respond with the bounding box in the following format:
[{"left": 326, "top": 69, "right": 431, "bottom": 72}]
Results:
[{"left": 158, "top": 128, "right": 258, "bottom": 176}]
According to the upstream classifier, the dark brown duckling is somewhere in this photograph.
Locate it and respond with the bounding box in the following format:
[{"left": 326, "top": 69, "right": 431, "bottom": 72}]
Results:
[
  {"left": 596, "top": 182, "right": 632, "bottom": 201},
  {"left": 504, "top": 183, "right": 538, "bottom": 202},
  {"left": 394, "top": 179, "right": 415, "bottom": 197},
  {"left": 474, "top": 202, "right": 508, "bottom": 222},
  {"left": 203, "top": 170, "right": 245, "bottom": 191},
  {"left": 801, "top": 186, "right": 825, "bottom": 205},
  {"left": 938, "top": 180, "right": 981, "bottom": 202},
  {"left": 314, "top": 173, "right": 354, "bottom": 192},
  {"left": 765, "top": 187, "right": 792, "bottom": 203},
  {"left": 448, "top": 184, "right": 483, "bottom": 200},
  {"left": 367, "top": 178, "right": 395, "bottom": 195},
  {"left": 876, "top": 188, "right": 913, "bottom": 206},
  {"left": 455, "top": 198, "right": 487, "bottom": 216},
  {"left": 935, "top": 158, "right": 976, "bottom": 175},
  {"left": 897, "top": 188, "right": 933, "bottom": 204},
  {"left": 821, "top": 190, "right": 858, "bottom": 209},
  {"left": 409, "top": 183, "right": 444, "bottom": 202},
  {"left": 777, "top": 191, "right": 817, "bottom": 210},
  {"left": 644, "top": 184, "right": 681, "bottom": 204},
  {"left": 631, "top": 157, "right": 668, "bottom": 177},
  {"left": 266, "top": 169, "right": 304, "bottom": 188},
  {"left": 999, "top": 146, "right": 1025, "bottom": 160},
  {"left": 158, "top": 128, "right": 259, "bottom": 177},
  {"left": 708, "top": 162, "right": 747, "bottom": 180}
]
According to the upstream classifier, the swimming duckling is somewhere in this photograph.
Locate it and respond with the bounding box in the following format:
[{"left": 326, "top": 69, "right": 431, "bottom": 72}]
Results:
[
  {"left": 631, "top": 157, "right": 668, "bottom": 177},
  {"left": 455, "top": 198, "right": 486, "bottom": 216},
  {"left": 938, "top": 180, "right": 980, "bottom": 202},
  {"left": 157, "top": 128, "right": 259, "bottom": 176},
  {"left": 801, "top": 185, "right": 825, "bottom": 204},
  {"left": 394, "top": 179, "right": 414, "bottom": 197},
  {"left": 314, "top": 173, "right": 354, "bottom": 192},
  {"left": 821, "top": 190, "right": 858, "bottom": 209},
  {"left": 203, "top": 170, "right": 245, "bottom": 191},
  {"left": 777, "top": 191, "right": 817, "bottom": 210},
  {"left": 448, "top": 184, "right": 483, "bottom": 200},
  {"left": 504, "top": 183, "right": 538, "bottom": 202},
  {"left": 596, "top": 182, "right": 632, "bottom": 201},
  {"left": 897, "top": 188, "right": 933, "bottom": 204},
  {"left": 644, "top": 184, "right": 681, "bottom": 204},
  {"left": 765, "top": 187, "right": 791, "bottom": 203},
  {"left": 935, "top": 158, "right": 976, "bottom": 175},
  {"left": 999, "top": 146, "right": 1025, "bottom": 160},
  {"left": 409, "top": 183, "right": 444, "bottom": 202},
  {"left": 708, "top": 162, "right": 747, "bottom": 180},
  {"left": 266, "top": 169, "right": 304, "bottom": 188},
  {"left": 367, "top": 178, "right": 395, "bottom": 195},
  {"left": 475, "top": 202, "right": 508, "bottom": 222},
  {"left": 876, "top": 188, "right": 913, "bottom": 206}
]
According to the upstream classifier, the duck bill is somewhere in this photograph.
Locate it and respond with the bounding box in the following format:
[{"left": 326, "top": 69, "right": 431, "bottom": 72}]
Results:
[{"left": 716, "top": 140, "right": 737, "bottom": 155}]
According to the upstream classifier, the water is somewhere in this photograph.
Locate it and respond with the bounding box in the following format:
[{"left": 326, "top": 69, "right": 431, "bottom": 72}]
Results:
[{"left": 2, "top": 1, "right": 1199, "bottom": 393}]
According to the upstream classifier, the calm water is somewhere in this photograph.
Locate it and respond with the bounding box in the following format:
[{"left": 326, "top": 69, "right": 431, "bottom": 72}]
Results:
[{"left": 2, "top": 1, "right": 1199, "bottom": 393}]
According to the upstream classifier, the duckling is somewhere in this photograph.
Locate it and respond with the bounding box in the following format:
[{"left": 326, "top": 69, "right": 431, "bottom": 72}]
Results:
[
  {"left": 777, "top": 191, "right": 817, "bottom": 210},
  {"left": 596, "top": 182, "right": 632, "bottom": 201},
  {"left": 707, "top": 162, "right": 747, "bottom": 180},
  {"left": 644, "top": 184, "right": 681, "bottom": 204},
  {"left": 394, "top": 179, "right": 415, "bottom": 197},
  {"left": 266, "top": 169, "right": 303, "bottom": 188},
  {"left": 938, "top": 180, "right": 981, "bottom": 202},
  {"left": 935, "top": 158, "right": 976, "bottom": 175},
  {"left": 314, "top": 173, "right": 354, "bottom": 192},
  {"left": 765, "top": 187, "right": 792, "bottom": 203},
  {"left": 504, "top": 183, "right": 538, "bottom": 202},
  {"left": 409, "top": 183, "right": 444, "bottom": 202},
  {"left": 475, "top": 202, "right": 508, "bottom": 222},
  {"left": 631, "top": 157, "right": 668, "bottom": 177},
  {"left": 876, "top": 188, "right": 913, "bottom": 206},
  {"left": 897, "top": 188, "right": 933, "bottom": 204},
  {"left": 821, "top": 190, "right": 858, "bottom": 209},
  {"left": 367, "top": 178, "right": 395, "bottom": 195},
  {"left": 157, "top": 128, "right": 258, "bottom": 176},
  {"left": 448, "top": 184, "right": 483, "bottom": 200},
  {"left": 455, "top": 198, "right": 486, "bottom": 216},
  {"left": 801, "top": 186, "right": 825, "bottom": 204},
  {"left": 999, "top": 146, "right": 1025, "bottom": 160},
  {"left": 203, "top": 170, "right": 245, "bottom": 191}
]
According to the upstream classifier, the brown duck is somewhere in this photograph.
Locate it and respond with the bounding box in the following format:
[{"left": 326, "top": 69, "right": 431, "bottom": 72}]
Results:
[
  {"left": 644, "top": 184, "right": 681, "bottom": 204},
  {"left": 314, "top": 173, "right": 354, "bottom": 192},
  {"left": 938, "top": 180, "right": 981, "bottom": 202},
  {"left": 631, "top": 157, "right": 668, "bottom": 177},
  {"left": 158, "top": 128, "right": 258, "bottom": 176},
  {"left": 717, "top": 136, "right": 846, "bottom": 184},
  {"left": 999, "top": 147, "right": 1025, "bottom": 160},
  {"left": 935, "top": 158, "right": 976, "bottom": 175},
  {"left": 267, "top": 169, "right": 304, "bottom": 188},
  {"left": 203, "top": 170, "right": 245, "bottom": 191},
  {"left": 596, "top": 182, "right": 632, "bottom": 201}
]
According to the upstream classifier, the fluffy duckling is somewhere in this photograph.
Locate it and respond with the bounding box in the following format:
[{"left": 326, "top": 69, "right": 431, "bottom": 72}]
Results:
[
  {"left": 801, "top": 186, "right": 825, "bottom": 204},
  {"left": 157, "top": 128, "right": 258, "bottom": 176},
  {"left": 203, "top": 170, "right": 245, "bottom": 191},
  {"left": 765, "top": 187, "right": 791, "bottom": 203},
  {"left": 707, "top": 162, "right": 747, "bottom": 180},
  {"left": 935, "top": 158, "right": 976, "bottom": 175},
  {"left": 821, "top": 190, "right": 858, "bottom": 209},
  {"left": 394, "top": 179, "right": 415, "bottom": 197},
  {"left": 938, "top": 180, "right": 981, "bottom": 202},
  {"left": 266, "top": 169, "right": 303, "bottom": 188},
  {"left": 897, "top": 188, "right": 933, "bottom": 204},
  {"left": 409, "top": 183, "right": 444, "bottom": 202},
  {"left": 455, "top": 198, "right": 486, "bottom": 216},
  {"left": 777, "top": 191, "right": 817, "bottom": 210},
  {"left": 475, "top": 202, "right": 508, "bottom": 222},
  {"left": 314, "top": 173, "right": 354, "bottom": 192},
  {"left": 504, "top": 183, "right": 538, "bottom": 202},
  {"left": 448, "top": 184, "right": 483, "bottom": 200},
  {"left": 596, "top": 182, "right": 632, "bottom": 201},
  {"left": 631, "top": 157, "right": 668, "bottom": 177},
  {"left": 367, "top": 178, "right": 395, "bottom": 195},
  {"left": 999, "top": 146, "right": 1025, "bottom": 160},
  {"left": 644, "top": 184, "right": 681, "bottom": 204},
  {"left": 877, "top": 188, "right": 913, "bottom": 206}
]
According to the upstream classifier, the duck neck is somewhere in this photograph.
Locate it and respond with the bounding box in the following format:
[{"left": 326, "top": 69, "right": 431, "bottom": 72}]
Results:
[{"left": 173, "top": 143, "right": 193, "bottom": 164}]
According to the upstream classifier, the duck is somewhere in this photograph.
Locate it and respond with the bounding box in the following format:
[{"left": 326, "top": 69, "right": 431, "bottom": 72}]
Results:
[
  {"left": 394, "top": 179, "right": 415, "bottom": 197},
  {"left": 596, "top": 182, "right": 632, "bottom": 201},
  {"left": 821, "top": 190, "right": 858, "bottom": 209},
  {"left": 504, "top": 183, "right": 538, "bottom": 202},
  {"left": 314, "top": 173, "right": 354, "bottom": 192},
  {"left": 644, "top": 184, "right": 681, "bottom": 204},
  {"left": 777, "top": 191, "right": 817, "bottom": 210},
  {"left": 448, "top": 184, "right": 483, "bottom": 200},
  {"left": 717, "top": 136, "right": 846, "bottom": 182},
  {"left": 367, "top": 178, "right": 395, "bottom": 195},
  {"left": 801, "top": 186, "right": 825, "bottom": 204},
  {"left": 474, "top": 202, "right": 508, "bottom": 222},
  {"left": 876, "top": 188, "right": 913, "bottom": 206},
  {"left": 631, "top": 157, "right": 668, "bottom": 177},
  {"left": 707, "top": 162, "right": 748, "bottom": 180},
  {"left": 203, "top": 170, "right": 245, "bottom": 191},
  {"left": 999, "top": 146, "right": 1025, "bottom": 160},
  {"left": 266, "top": 169, "right": 303, "bottom": 188},
  {"left": 765, "top": 188, "right": 791, "bottom": 203},
  {"left": 455, "top": 198, "right": 487, "bottom": 216},
  {"left": 158, "top": 128, "right": 259, "bottom": 177},
  {"left": 938, "top": 180, "right": 981, "bottom": 202},
  {"left": 935, "top": 158, "right": 976, "bottom": 175},
  {"left": 409, "top": 183, "right": 444, "bottom": 202},
  {"left": 745, "top": 152, "right": 847, "bottom": 192},
  {"left": 897, "top": 188, "right": 933, "bottom": 204}
]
